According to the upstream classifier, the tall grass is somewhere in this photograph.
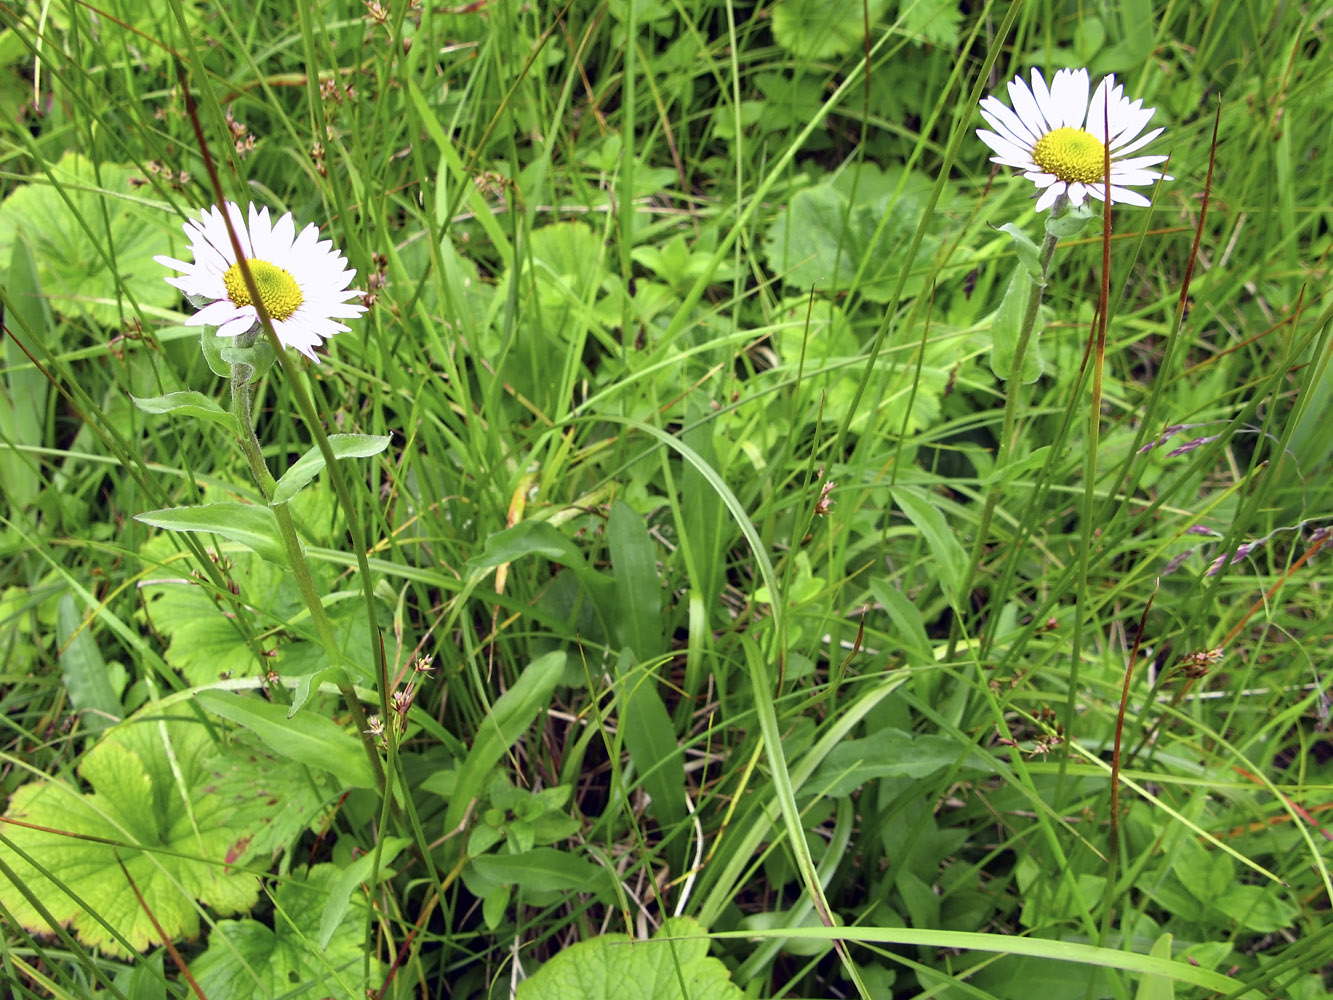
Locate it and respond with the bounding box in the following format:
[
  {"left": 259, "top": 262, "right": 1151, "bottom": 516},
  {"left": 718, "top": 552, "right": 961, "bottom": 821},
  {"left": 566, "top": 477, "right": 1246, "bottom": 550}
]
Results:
[{"left": 1, "top": 0, "right": 1331, "bottom": 997}]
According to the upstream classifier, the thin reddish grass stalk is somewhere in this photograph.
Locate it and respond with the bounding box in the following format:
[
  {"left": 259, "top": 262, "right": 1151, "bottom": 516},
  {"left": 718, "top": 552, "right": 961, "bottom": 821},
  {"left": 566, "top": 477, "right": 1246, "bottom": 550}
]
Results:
[
  {"left": 1230, "top": 768, "right": 1333, "bottom": 844},
  {"left": 1220, "top": 529, "right": 1333, "bottom": 650},
  {"left": 174, "top": 60, "right": 281, "bottom": 357},
  {"left": 116, "top": 855, "right": 207, "bottom": 1000},
  {"left": 1177, "top": 100, "right": 1222, "bottom": 321}
]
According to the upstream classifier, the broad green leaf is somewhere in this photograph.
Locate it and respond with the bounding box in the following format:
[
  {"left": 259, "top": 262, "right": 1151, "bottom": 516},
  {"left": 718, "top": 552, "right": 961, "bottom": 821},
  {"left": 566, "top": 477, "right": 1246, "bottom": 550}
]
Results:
[
  {"left": 131, "top": 391, "right": 236, "bottom": 430},
  {"left": 607, "top": 500, "right": 664, "bottom": 660},
  {"left": 318, "top": 837, "right": 408, "bottom": 948},
  {"left": 37, "top": 0, "right": 206, "bottom": 72},
  {"left": 137, "top": 539, "right": 375, "bottom": 686},
  {"left": 271, "top": 434, "right": 392, "bottom": 506},
  {"left": 1170, "top": 837, "right": 1233, "bottom": 905},
  {"left": 520, "top": 222, "right": 605, "bottom": 314},
  {"left": 1046, "top": 204, "right": 1097, "bottom": 239},
  {"left": 135, "top": 503, "right": 289, "bottom": 566},
  {"left": 770, "top": 0, "right": 890, "bottom": 60},
  {"left": 1092, "top": 0, "right": 1154, "bottom": 73},
  {"left": 0, "top": 715, "right": 261, "bottom": 956},
  {"left": 1135, "top": 933, "right": 1176, "bottom": 1000},
  {"left": 1212, "top": 884, "right": 1298, "bottom": 933},
  {"left": 112, "top": 950, "right": 168, "bottom": 1000},
  {"left": 768, "top": 297, "right": 951, "bottom": 435},
  {"left": 57, "top": 594, "right": 123, "bottom": 731},
  {"left": 201, "top": 327, "right": 276, "bottom": 381},
  {"left": 867, "top": 578, "right": 932, "bottom": 663},
  {"left": 996, "top": 222, "right": 1044, "bottom": 281},
  {"left": 0, "top": 585, "right": 46, "bottom": 674},
  {"left": 290, "top": 664, "right": 354, "bottom": 716},
  {"left": 3, "top": 235, "right": 50, "bottom": 512},
  {"left": 191, "top": 863, "right": 380, "bottom": 999},
  {"left": 195, "top": 690, "right": 376, "bottom": 790},
  {"left": 739, "top": 908, "right": 842, "bottom": 958},
  {"left": 204, "top": 731, "right": 339, "bottom": 861},
  {"left": 469, "top": 847, "right": 614, "bottom": 897},
  {"left": 445, "top": 651, "right": 565, "bottom": 833},
  {"left": 807, "top": 727, "right": 993, "bottom": 797},
  {"left": 491, "top": 220, "right": 605, "bottom": 411},
  {"left": 890, "top": 485, "right": 967, "bottom": 607},
  {"left": 137, "top": 546, "right": 272, "bottom": 684},
  {"left": 481, "top": 885, "right": 510, "bottom": 930},
  {"left": 1016, "top": 853, "right": 1105, "bottom": 928},
  {"left": 613, "top": 647, "right": 687, "bottom": 835},
  {"left": 470, "top": 520, "right": 585, "bottom": 568},
  {"left": 1074, "top": 16, "right": 1108, "bottom": 64},
  {"left": 516, "top": 916, "right": 742, "bottom": 1000},
  {"left": 897, "top": 0, "right": 963, "bottom": 46},
  {"left": 896, "top": 868, "right": 940, "bottom": 937},
  {"left": 0, "top": 153, "right": 180, "bottom": 326},
  {"left": 401, "top": 232, "right": 496, "bottom": 350},
  {"left": 978, "top": 445, "right": 1053, "bottom": 488},
  {"left": 468, "top": 521, "right": 615, "bottom": 618},
  {"left": 762, "top": 165, "right": 945, "bottom": 303},
  {"left": 0, "top": 27, "right": 26, "bottom": 64},
  {"left": 987, "top": 265, "right": 1045, "bottom": 383}
]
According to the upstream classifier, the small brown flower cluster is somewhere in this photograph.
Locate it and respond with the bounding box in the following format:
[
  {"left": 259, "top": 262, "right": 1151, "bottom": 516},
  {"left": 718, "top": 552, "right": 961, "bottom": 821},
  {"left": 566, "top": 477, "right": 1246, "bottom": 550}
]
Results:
[
  {"left": 365, "top": 654, "right": 435, "bottom": 747},
  {"left": 474, "top": 171, "right": 513, "bottom": 206},
  {"left": 320, "top": 78, "right": 356, "bottom": 106},
  {"left": 361, "top": 251, "right": 388, "bottom": 310},
  {"left": 130, "top": 160, "right": 192, "bottom": 190},
  {"left": 996, "top": 707, "right": 1064, "bottom": 757},
  {"left": 814, "top": 473, "right": 836, "bottom": 517},
  {"left": 319, "top": 78, "right": 359, "bottom": 147},
  {"left": 363, "top": 0, "right": 421, "bottom": 37},
  {"left": 1179, "top": 647, "right": 1224, "bottom": 678},
  {"left": 107, "top": 317, "right": 154, "bottom": 360},
  {"left": 225, "top": 105, "right": 256, "bottom": 157},
  {"left": 194, "top": 549, "right": 239, "bottom": 597}
]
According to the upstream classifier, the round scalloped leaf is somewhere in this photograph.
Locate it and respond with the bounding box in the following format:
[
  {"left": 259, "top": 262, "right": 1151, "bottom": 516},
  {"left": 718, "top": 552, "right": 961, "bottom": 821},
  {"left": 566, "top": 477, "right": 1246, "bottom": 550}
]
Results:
[
  {"left": 35, "top": 0, "right": 207, "bottom": 73},
  {"left": 770, "top": 0, "right": 890, "bottom": 61},
  {"left": 0, "top": 152, "right": 180, "bottom": 326},
  {"left": 0, "top": 715, "right": 259, "bottom": 956},
  {"left": 190, "top": 863, "right": 380, "bottom": 999},
  {"left": 516, "top": 916, "right": 742, "bottom": 1000},
  {"left": 763, "top": 165, "right": 945, "bottom": 303}
]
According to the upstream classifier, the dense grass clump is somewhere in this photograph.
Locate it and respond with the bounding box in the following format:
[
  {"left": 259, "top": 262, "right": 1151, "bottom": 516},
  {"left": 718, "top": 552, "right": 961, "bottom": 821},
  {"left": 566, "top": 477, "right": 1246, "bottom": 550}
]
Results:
[{"left": 1, "top": 1, "right": 1331, "bottom": 997}]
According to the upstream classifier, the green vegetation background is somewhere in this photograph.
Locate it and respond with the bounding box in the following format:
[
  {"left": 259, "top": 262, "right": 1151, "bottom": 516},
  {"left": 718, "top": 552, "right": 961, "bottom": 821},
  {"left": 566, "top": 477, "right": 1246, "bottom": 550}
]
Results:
[{"left": 1, "top": 0, "right": 1331, "bottom": 998}]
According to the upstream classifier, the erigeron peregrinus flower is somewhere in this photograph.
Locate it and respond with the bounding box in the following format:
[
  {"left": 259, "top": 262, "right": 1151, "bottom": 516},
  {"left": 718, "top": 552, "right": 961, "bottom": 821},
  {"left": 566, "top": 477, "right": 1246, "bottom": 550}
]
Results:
[
  {"left": 156, "top": 201, "right": 366, "bottom": 361},
  {"left": 977, "top": 68, "right": 1171, "bottom": 212}
]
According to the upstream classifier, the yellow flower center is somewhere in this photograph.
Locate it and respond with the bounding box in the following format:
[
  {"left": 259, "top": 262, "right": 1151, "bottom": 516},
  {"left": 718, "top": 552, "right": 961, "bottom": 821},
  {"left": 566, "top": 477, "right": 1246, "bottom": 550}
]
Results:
[
  {"left": 1032, "top": 127, "right": 1107, "bottom": 184},
  {"left": 222, "top": 259, "right": 303, "bottom": 320}
]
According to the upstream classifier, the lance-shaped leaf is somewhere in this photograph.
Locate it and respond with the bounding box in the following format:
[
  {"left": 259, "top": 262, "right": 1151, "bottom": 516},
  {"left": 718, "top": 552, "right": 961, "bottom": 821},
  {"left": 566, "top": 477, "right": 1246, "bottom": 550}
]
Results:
[
  {"left": 195, "top": 691, "right": 376, "bottom": 790},
  {"left": 131, "top": 392, "right": 237, "bottom": 431},
  {"left": 271, "top": 434, "right": 392, "bottom": 506},
  {"left": 135, "top": 503, "right": 288, "bottom": 566}
]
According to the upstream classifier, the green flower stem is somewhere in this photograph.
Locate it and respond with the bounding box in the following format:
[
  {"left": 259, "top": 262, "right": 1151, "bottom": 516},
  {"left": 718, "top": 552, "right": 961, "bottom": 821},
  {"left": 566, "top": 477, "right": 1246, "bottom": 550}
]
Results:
[
  {"left": 230, "top": 363, "right": 386, "bottom": 793},
  {"left": 950, "top": 219, "right": 1061, "bottom": 656}
]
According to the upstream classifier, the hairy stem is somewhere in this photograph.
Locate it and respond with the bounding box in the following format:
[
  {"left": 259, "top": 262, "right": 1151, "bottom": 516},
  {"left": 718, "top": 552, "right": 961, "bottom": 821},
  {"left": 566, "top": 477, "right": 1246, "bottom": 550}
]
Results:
[
  {"left": 230, "top": 363, "right": 386, "bottom": 793},
  {"left": 950, "top": 215, "right": 1062, "bottom": 658}
]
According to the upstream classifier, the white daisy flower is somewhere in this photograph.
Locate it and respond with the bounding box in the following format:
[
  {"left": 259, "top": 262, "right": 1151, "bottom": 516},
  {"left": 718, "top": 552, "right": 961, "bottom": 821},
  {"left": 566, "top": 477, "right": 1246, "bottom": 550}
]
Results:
[
  {"left": 155, "top": 201, "right": 366, "bottom": 362},
  {"left": 977, "top": 68, "right": 1171, "bottom": 212}
]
